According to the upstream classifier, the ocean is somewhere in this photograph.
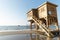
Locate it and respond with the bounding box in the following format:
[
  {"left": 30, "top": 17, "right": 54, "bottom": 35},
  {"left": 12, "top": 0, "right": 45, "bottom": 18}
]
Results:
[
  {"left": 0, "top": 25, "right": 31, "bottom": 40},
  {"left": 0, "top": 25, "right": 60, "bottom": 40}
]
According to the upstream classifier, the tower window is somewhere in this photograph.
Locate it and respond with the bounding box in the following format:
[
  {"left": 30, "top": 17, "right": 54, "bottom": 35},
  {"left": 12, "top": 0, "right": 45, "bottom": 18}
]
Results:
[{"left": 48, "top": 11, "right": 52, "bottom": 15}]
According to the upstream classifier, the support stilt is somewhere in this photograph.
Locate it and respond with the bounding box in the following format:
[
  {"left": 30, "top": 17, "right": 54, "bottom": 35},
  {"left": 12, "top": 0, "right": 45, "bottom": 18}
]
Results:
[
  {"left": 34, "top": 23, "right": 39, "bottom": 40},
  {"left": 30, "top": 22, "right": 32, "bottom": 40},
  {"left": 46, "top": 37, "right": 52, "bottom": 40},
  {"left": 57, "top": 37, "right": 60, "bottom": 40}
]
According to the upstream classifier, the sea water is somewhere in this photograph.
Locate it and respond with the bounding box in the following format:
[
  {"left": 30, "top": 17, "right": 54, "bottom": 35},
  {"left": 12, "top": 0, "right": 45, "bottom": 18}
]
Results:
[{"left": 0, "top": 25, "right": 59, "bottom": 40}]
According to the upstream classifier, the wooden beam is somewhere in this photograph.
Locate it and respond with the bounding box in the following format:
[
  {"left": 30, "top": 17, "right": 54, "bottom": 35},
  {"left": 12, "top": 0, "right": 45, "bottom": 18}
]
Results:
[{"left": 30, "top": 22, "right": 32, "bottom": 40}]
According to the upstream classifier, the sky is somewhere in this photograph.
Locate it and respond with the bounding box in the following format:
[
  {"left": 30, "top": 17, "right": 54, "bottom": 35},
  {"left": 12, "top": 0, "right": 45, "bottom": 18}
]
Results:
[{"left": 0, "top": 0, "right": 60, "bottom": 26}]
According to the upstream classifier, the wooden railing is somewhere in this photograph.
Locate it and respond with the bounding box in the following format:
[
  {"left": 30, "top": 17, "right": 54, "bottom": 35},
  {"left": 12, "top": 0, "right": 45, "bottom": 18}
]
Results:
[{"left": 32, "top": 16, "right": 53, "bottom": 37}]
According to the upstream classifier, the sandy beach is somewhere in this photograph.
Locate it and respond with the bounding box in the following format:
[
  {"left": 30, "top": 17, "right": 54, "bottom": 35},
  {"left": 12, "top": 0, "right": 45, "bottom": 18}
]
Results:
[{"left": 0, "top": 29, "right": 36, "bottom": 36}]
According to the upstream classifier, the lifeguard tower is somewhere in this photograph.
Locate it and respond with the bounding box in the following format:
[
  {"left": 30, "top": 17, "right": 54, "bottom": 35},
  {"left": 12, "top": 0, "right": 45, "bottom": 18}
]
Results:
[{"left": 27, "top": 1, "right": 59, "bottom": 37}]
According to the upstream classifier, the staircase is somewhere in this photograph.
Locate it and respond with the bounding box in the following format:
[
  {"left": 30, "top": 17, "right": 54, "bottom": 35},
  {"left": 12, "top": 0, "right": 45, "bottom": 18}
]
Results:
[{"left": 32, "top": 16, "right": 54, "bottom": 37}]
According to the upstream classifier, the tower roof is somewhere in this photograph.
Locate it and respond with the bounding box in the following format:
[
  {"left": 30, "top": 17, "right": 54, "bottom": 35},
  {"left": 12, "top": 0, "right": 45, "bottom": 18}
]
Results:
[
  {"left": 38, "top": 1, "right": 57, "bottom": 8},
  {"left": 27, "top": 8, "right": 37, "bottom": 14}
]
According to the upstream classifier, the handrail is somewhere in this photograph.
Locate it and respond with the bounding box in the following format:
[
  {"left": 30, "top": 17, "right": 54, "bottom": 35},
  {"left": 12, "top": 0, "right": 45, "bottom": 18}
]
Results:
[{"left": 32, "top": 16, "right": 53, "bottom": 37}]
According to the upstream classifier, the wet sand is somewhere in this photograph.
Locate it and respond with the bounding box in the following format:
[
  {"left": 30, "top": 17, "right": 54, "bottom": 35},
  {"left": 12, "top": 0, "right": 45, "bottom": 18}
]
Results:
[
  {"left": 0, "top": 30, "right": 60, "bottom": 40},
  {"left": 0, "top": 34, "right": 60, "bottom": 40},
  {"left": 0, "top": 29, "right": 35, "bottom": 36},
  {"left": 0, "top": 34, "right": 30, "bottom": 40}
]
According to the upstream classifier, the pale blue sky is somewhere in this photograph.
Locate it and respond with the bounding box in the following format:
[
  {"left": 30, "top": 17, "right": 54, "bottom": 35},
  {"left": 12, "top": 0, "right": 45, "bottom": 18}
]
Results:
[{"left": 0, "top": 0, "right": 60, "bottom": 25}]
